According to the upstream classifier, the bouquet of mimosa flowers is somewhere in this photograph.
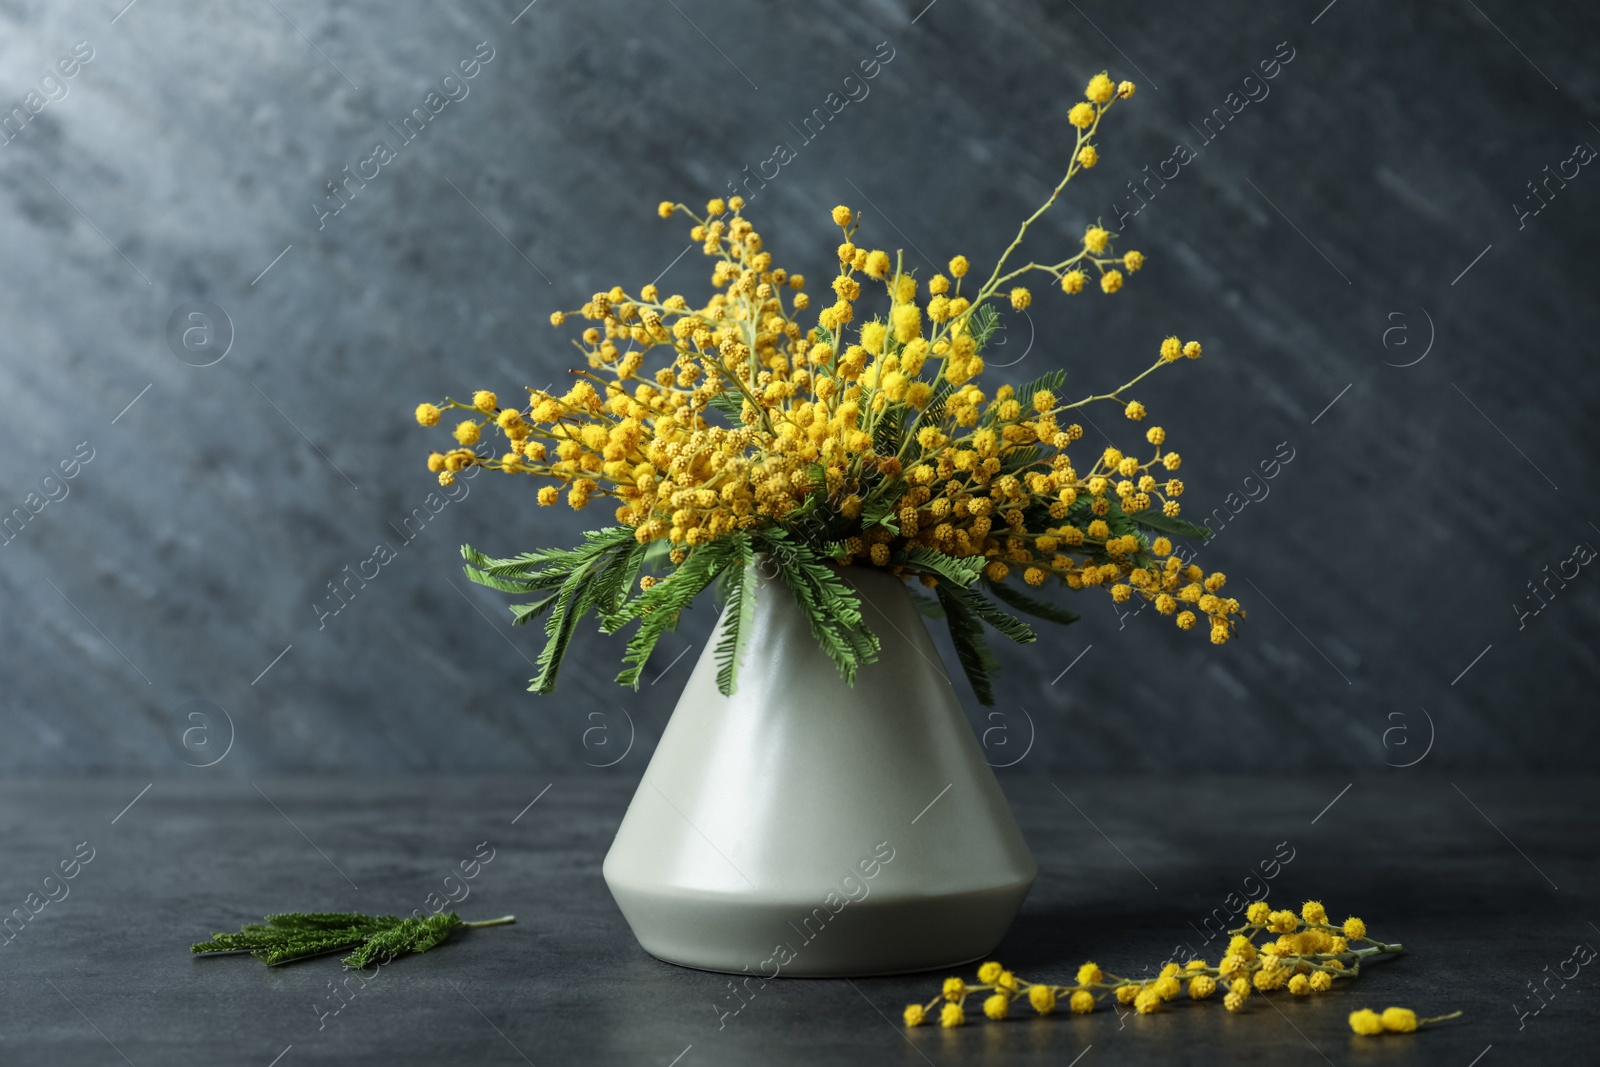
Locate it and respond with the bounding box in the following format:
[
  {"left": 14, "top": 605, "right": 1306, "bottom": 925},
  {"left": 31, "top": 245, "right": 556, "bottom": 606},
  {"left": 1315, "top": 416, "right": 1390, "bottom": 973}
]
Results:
[{"left": 413, "top": 71, "right": 1243, "bottom": 704}]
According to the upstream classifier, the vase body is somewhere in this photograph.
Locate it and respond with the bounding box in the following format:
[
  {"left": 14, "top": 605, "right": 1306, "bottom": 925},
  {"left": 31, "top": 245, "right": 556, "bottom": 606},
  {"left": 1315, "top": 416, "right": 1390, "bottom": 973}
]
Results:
[{"left": 602, "top": 563, "right": 1036, "bottom": 977}]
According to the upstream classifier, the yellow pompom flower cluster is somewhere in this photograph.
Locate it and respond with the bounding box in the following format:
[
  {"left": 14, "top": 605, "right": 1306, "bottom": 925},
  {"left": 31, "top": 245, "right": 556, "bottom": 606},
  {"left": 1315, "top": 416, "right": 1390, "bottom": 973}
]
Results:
[
  {"left": 1349, "top": 1006, "right": 1462, "bottom": 1036},
  {"left": 415, "top": 69, "right": 1251, "bottom": 702},
  {"left": 415, "top": 70, "right": 1242, "bottom": 649},
  {"left": 906, "top": 900, "right": 1451, "bottom": 1029}
]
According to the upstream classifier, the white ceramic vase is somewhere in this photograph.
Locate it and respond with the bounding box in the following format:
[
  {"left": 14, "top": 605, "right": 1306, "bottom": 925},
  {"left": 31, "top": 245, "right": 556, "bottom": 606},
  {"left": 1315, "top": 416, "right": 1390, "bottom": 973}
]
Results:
[{"left": 603, "top": 561, "right": 1037, "bottom": 977}]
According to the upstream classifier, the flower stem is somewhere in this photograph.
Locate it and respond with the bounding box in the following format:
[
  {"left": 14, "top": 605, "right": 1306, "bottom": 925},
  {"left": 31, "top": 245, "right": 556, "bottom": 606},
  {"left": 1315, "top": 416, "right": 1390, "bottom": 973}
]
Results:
[
  {"left": 1353, "top": 940, "right": 1403, "bottom": 955},
  {"left": 462, "top": 915, "right": 516, "bottom": 928}
]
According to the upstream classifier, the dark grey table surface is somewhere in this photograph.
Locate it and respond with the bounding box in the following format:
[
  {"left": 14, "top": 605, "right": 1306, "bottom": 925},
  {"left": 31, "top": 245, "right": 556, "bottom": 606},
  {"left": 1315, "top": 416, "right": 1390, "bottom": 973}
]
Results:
[{"left": 0, "top": 773, "right": 1592, "bottom": 1066}]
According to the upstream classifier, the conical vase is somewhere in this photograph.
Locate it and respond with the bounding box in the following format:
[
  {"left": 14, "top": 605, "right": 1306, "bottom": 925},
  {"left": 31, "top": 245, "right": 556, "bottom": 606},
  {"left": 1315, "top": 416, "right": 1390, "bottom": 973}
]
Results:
[{"left": 602, "top": 560, "right": 1037, "bottom": 977}]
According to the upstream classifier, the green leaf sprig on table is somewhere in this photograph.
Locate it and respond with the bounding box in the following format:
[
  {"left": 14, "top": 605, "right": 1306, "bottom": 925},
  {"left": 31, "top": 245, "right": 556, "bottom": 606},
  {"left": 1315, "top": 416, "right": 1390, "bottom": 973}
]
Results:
[{"left": 190, "top": 912, "right": 515, "bottom": 968}]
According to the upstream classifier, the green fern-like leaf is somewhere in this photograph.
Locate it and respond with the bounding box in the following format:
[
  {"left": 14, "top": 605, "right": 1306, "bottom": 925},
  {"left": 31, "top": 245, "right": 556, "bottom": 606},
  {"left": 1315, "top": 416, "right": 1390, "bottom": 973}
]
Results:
[
  {"left": 508, "top": 593, "right": 560, "bottom": 626},
  {"left": 934, "top": 583, "right": 1000, "bottom": 705},
  {"left": 1127, "top": 506, "right": 1212, "bottom": 540},
  {"left": 460, "top": 528, "right": 642, "bottom": 695},
  {"left": 999, "top": 446, "right": 1044, "bottom": 475},
  {"left": 591, "top": 540, "right": 650, "bottom": 633},
  {"left": 191, "top": 912, "right": 514, "bottom": 968},
  {"left": 1017, "top": 368, "right": 1067, "bottom": 409},
  {"left": 861, "top": 495, "right": 902, "bottom": 534},
  {"left": 530, "top": 542, "right": 625, "bottom": 693},
  {"left": 909, "top": 589, "right": 945, "bottom": 619},
  {"left": 900, "top": 547, "right": 986, "bottom": 588},
  {"left": 707, "top": 391, "right": 744, "bottom": 422},
  {"left": 341, "top": 913, "right": 461, "bottom": 970},
  {"left": 528, "top": 567, "right": 588, "bottom": 693},
  {"left": 970, "top": 303, "right": 1003, "bottom": 350},
  {"left": 940, "top": 581, "right": 1038, "bottom": 644},
  {"left": 458, "top": 567, "right": 548, "bottom": 595},
  {"left": 919, "top": 379, "right": 956, "bottom": 424},
  {"left": 641, "top": 538, "right": 676, "bottom": 572},
  {"left": 757, "top": 531, "right": 880, "bottom": 684},
  {"left": 461, "top": 528, "right": 636, "bottom": 590},
  {"left": 460, "top": 544, "right": 574, "bottom": 588},
  {"left": 871, "top": 407, "right": 903, "bottom": 457},
  {"left": 616, "top": 538, "right": 744, "bottom": 688},
  {"left": 712, "top": 539, "right": 756, "bottom": 696},
  {"left": 984, "top": 578, "right": 1081, "bottom": 626}
]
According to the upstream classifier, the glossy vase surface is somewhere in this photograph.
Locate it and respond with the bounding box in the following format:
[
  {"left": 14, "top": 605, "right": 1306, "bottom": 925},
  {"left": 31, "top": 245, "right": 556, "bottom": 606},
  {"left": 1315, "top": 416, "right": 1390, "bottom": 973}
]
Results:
[{"left": 603, "top": 562, "right": 1036, "bottom": 977}]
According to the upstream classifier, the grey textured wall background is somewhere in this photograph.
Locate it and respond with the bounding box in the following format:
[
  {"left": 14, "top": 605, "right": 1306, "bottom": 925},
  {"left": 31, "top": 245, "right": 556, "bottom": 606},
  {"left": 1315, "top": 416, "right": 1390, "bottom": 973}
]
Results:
[{"left": 1, "top": 0, "right": 1596, "bottom": 775}]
